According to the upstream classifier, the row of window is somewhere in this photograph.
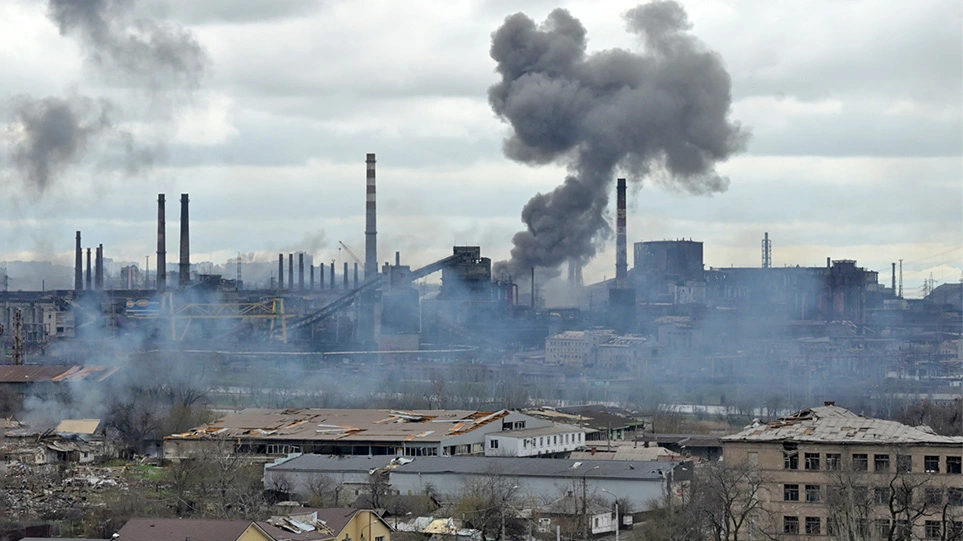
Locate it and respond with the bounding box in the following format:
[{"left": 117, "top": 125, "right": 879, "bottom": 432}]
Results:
[
  {"left": 518, "top": 433, "right": 583, "bottom": 449},
  {"left": 783, "top": 448, "right": 962, "bottom": 474},
  {"left": 784, "top": 516, "right": 963, "bottom": 539},
  {"left": 784, "top": 484, "right": 963, "bottom": 506}
]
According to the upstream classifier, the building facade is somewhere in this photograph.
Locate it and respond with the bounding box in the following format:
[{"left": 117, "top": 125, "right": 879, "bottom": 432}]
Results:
[{"left": 722, "top": 404, "right": 963, "bottom": 540}]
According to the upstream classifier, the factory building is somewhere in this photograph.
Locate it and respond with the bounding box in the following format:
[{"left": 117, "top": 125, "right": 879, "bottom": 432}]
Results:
[{"left": 545, "top": 330, "right": 653, "bottom": 369}]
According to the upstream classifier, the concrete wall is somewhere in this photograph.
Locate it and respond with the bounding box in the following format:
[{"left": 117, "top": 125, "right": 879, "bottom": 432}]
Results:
[{"left": 485, "top": 429, "right": 585, "bottom": 457}]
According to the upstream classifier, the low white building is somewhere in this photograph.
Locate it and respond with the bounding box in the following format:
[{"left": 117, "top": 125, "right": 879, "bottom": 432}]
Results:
[{"left": 485, "top": 424, "right": 586, "bottom": 457}]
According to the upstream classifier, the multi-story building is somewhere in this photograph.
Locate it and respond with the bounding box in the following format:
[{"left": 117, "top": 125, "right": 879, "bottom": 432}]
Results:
[
  {"left": 545, "top": 330, "right": 652, "bottom": 369},
  {"left": 722, "top": 403, "right": 963, "bottom": 540}
]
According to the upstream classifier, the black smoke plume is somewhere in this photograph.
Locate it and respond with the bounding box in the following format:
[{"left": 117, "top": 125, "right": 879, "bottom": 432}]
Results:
[
  {"left": 490, "top": 1, "right": 748, "bottom": 275},
  {"left": 48, "top": 0, "right": 207, "bottom": 90},
  {"left": 10, "top": 95, "right": 112, "bottom": 192},
  {"left": 4, "top": 0, "right": 207, "bottom": 193}
]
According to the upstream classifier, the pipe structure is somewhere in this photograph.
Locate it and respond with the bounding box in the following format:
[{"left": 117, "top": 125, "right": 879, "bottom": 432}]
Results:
[
  {"left": 299, "top": 253, "right": 305, "bottom": 290},
  {"left": 278, "top": 254, "right": 284, "bottom": 289},
  {"left": 85, "top": 248, "right": 92, "bottom": 290},
  {"left": 179, "top": 194, "right": 190, "bottom": 286},
  {"left": 74, "top": 231, "right": 83, "bottom": 292},
  {"left": 616, "top": 178, "right": 627, "bottom": 287},
  {"left": 288, "top": 254, "right": 294, "bottom": 291},
  {"left": 365, "top": 153, "right": 377, "bottom": 281},
  {"left": 157, "top": 194, "right": 166, "bottom": 291}
]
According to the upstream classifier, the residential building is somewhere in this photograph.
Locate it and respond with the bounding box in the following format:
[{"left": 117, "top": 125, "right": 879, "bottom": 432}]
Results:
[
  {"left": 544, "top": 330, "right": 653, "bottom": 369},
  {"left": 165, "top": 408, "right": 550, "bottom": 460},
  {"left": 114, "top": 518, "right": 265, "bottom": 541},
  {"left": 257, "top": 508, "right": 392, "bottom": 541},
  {"left": 722, "top": 403, "right": 963, "bottom": 539}
]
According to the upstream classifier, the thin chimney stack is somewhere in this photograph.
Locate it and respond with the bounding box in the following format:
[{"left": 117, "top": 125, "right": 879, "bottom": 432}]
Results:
[
  {"left": 157, "top": 194, "right": 167, "bottom": 291},
  {"left": 615, "top": 178, "right": 628, "bottom": 287},
  {"left": 74, "top": 231, "right": 83, "bottom": 292},
  {"left": 179, "top": 194, "right": 190, "bottom": 286}
]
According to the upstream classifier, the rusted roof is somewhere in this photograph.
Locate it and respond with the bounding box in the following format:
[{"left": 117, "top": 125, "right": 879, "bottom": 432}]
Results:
[{"left": 722, "top": 405, "right": 963, "bottom": 445}]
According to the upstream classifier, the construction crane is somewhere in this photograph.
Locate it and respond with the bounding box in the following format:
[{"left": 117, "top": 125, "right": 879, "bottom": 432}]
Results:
[{"left": 338, "top": 241, "right": 363, "bottom": 265}]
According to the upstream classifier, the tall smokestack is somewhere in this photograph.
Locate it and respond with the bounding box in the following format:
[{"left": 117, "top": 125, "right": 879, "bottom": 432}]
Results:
[
  {"left": 299, "top": 253, "right": 305, "bottom": 290},
  {"left": 616, "top": 178, "right": 627, "bottom": 287},
  {"left": 762, "top": 232, "right": 772, "bottom": 269},
  {"left": 157, "top": 194, "right": 166, "bottom": 291},
  {"left": 330, "top": 260, "right": 335, "bottom": 289},
  {"left": 319, "top": 263, "right": 325, "bottom": 290},
  {"left": 892, "top": 262, "right": 897, "bottom": 291},
  {"left": 288, "top": 254, "right": 294, "bottom": 291},
  {"left": 310, "top": 264, "right": 315, "bottom": 290},
  {"left": 343, "top": 262, "right": 349, "bottom": 289},
  {"left": 95, "top": 244, "right": 103, "bottom": 290},
  {"left": 365, "top": 153, "right": 377, "bottom": 281},
  {"left": 85, "top": 248, "right": 92, "bottom": 290},
  {"left": 353, "top": 263, "right": 358, "bottom": 289},
  {"left": 179, "top": 194, "right": 190, "bottom": 285},
  {"left": 74, "top": 231, "right": 82, "bottom": 292},
  {"left": 278, "top": 254, "right": 284, "bottom": 289}
]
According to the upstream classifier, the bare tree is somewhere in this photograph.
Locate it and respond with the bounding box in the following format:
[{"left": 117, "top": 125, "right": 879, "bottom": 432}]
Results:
[
  {"left": 452, "top": 467, "right": 521, "bottom": 541},
  {"left": 689, "top": 459, "right": 773, "bottom": 541},
  {"left": 307, "top": 473, "right": 344, "bottom": 507}
]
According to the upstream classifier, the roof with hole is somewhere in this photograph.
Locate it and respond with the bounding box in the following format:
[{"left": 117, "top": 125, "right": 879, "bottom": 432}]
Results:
[{"left": 722, "top": 406, "right": 963, "bottom": 445}]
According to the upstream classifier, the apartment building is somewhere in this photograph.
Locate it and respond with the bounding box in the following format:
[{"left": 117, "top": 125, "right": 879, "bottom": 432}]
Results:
[{"left": 722, "top": 404, "right": 963, "bottom": 540}]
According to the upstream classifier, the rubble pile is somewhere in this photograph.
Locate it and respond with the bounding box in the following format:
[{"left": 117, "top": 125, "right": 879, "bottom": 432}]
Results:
[{"left": 1, "top": 462, "right": 135, "bottom": 519}]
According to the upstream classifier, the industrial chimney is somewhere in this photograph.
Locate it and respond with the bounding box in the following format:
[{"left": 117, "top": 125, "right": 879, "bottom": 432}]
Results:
[
  {"left": 615, "top": 178, "right": 627, "bottom": 287},
  {"left": 95, "top": 244, "right": 104, "bottom": 290},
  {"left": 365, "top": 153, "right": 377, "bottom": 281},
  {"left": 288, "top": 254, "right": 294, "bottom": 291},
  {"left": 179, "top": 194, "right": 190, "bottom": 286},
  {"left": 298, "top": 253, "right": 304, "bottom": 290},
  {"left": 85, "top": 248, "right": 92, "bottom": 290},
  {"left": 157, "top": 194, "right": 166, "bottom": 291},
  {"left": 278, "top": 254, "right": 284, "bottom": 289},
  {"left": 74, "top": 231, "right": 83, "bottom": 292}
]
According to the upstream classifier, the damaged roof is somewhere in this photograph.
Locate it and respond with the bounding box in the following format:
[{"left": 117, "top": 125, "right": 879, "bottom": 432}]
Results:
[
  {"left": 391, "top": 456, "right": 680, "bottom": 480},
  {"left": 167, "top": 408, "right": 513, "bottom": 444},
  {"left": 723, "top": 405, "right": 963, "bottom": 445},
  {"left": 0, "top": 365, "right": 119, "bottom": 384}
]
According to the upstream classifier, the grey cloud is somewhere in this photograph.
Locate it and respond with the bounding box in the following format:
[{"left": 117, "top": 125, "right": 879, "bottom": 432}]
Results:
[
  {"left": 140, "top": 0, "right": 325, "bottom": 25},
  {"left": 489, "top": 1, "right": 747, "bottom": 275}
]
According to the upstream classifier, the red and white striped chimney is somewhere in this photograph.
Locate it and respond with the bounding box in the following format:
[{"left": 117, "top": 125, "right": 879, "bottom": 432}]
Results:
[{"left": 364, "top": 153, "right": 377, "bottom": 282}]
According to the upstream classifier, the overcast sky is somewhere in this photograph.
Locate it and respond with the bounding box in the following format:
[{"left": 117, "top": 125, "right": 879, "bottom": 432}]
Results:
[{"left": 0, "top": 0, "right": 960, "bottom": 296}]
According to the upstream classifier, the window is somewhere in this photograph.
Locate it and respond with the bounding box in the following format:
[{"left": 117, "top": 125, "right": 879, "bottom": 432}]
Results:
[
  {"left": 805, "top": 517, "right": 821, "bottom": 535},
  {"left": 826, "top": 453, "right": 841, "bottom": 471},
  {"left": 783, "top": 516, "right": 799, "bottom": 535},
  {"left": 875, "top": 454, "right": 890, "bottom": 472},
  {"left": 805, "top": 453, "right": 820, "bottom": 470},
  {"left": 924, "top": 455, "right": 940, "bottom": 473},
  {"left": 874, "top": 519, "right": 891, "bottom": 539},
  {"left": 925, "top": 521, "right": 941, "bottom": 539},
  {"left": 949, "top": 487, "right": 963, "bottom": 506},
  {"left": 375, "top": 536, "right": 385, "bottom": 541},
  {"left": 805, "top": 485, "right": 821, "bottom": 503},
  {"left": 895, "top": 486, "right": 913, "bottom": 507},
  {"left": 895, "top": 520, "right": 911, "bottom": 541},
  {"left": 875, "top": 487, "right": 891, "bottom": 505},
  {"left": 896, "top": 454, "right": 912, "bottom": 473},
  {"left": 784, "top": 443, "right": 799, "bottom": 470},
  {"left": 784, "top": 484, "right": 799, "bottom": 501},
  {"left": 853, "top": 453, "right": 868, "bottom": 471},
  {"left": 948, "top": 456, "right": 962, "bottom": 474},
  {"left": 523, "top": 439, "right": 528, "bottom": 449},
  {"left": 854, "top": 486, "right": 869, "bottom": 503},
  {"left": 539, "top": 437, "right": 544, "bottom": 447},
  {"left": 925, "top": 488, "right": 943, "bottom": 505},
  {"left": 490, "top": 440, "right": 499, "bottom": 449}
]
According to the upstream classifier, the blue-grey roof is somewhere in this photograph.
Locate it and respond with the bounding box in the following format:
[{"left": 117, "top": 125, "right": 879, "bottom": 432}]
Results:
[
  {"left": 267, "top": 453, "right": 396, "bottom": 473},
  {"left": 391, "top": 456, "right": 679, "bottom": 481}
]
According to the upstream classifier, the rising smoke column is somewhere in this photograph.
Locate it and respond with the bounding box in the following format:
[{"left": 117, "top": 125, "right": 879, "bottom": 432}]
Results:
[
  {"left": 5, "top": 0, "right": 207, "bottom": 193},
  {"left": 489, "top": 1, "right": 748, "bottom": 275}
]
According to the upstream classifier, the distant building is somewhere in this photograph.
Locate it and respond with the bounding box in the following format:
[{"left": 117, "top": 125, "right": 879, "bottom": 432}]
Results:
[
  {"left": 722, "top": 404, "right": 963, "bottom": 539},
  {"left": 545, "top": 330, "right": 653, "bottom": 369}
]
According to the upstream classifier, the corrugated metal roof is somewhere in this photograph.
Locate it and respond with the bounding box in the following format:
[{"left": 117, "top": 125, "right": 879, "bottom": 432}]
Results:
[
  {"left": 722, "top": 406, "right": 963, "bottom": 445},
  {"left": 55, "top": 419, "right": 102, "bottom": 435},
  {"left": 0, "top": 365, "right": 119, "bottom": 383},
  {"left": 391, "top": 456, "right": 679, "bottom": 480},
  {"left": 268, "top": 454, "right": 397, "bottom": 473}
]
